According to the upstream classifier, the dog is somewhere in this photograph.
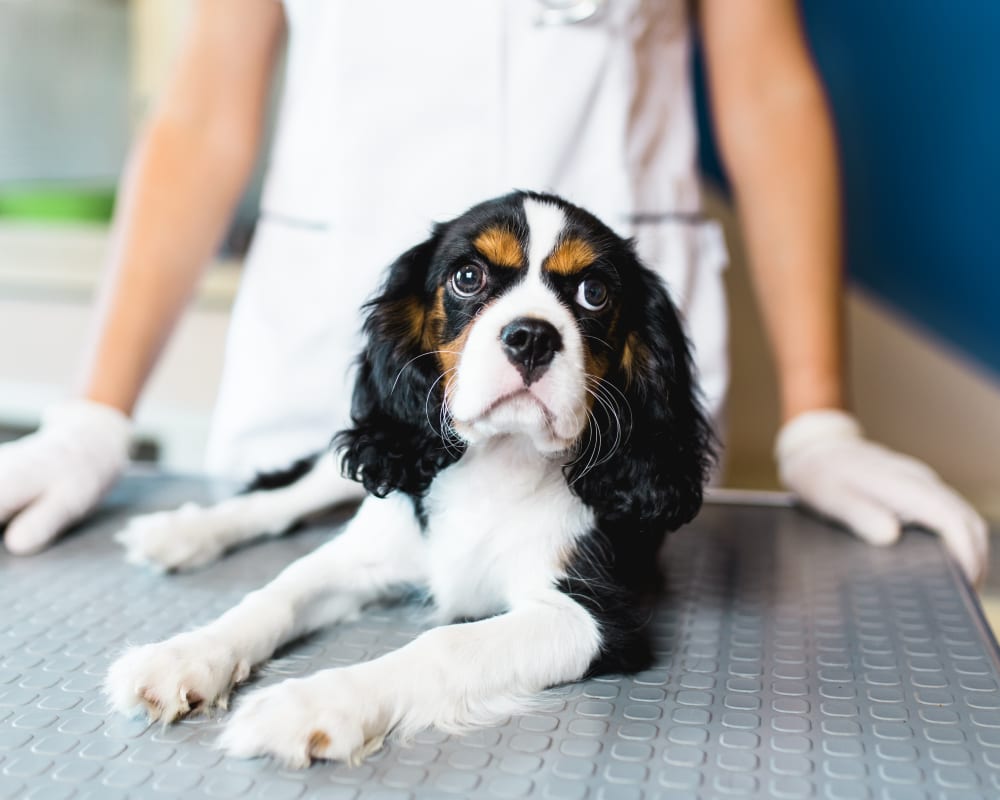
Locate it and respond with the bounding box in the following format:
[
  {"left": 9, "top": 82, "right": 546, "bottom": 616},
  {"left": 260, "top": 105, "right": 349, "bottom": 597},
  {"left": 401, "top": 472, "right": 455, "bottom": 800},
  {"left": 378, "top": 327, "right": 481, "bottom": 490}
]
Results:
[{"left": 106, "top": 191, "right": 714, "bottom": 766}]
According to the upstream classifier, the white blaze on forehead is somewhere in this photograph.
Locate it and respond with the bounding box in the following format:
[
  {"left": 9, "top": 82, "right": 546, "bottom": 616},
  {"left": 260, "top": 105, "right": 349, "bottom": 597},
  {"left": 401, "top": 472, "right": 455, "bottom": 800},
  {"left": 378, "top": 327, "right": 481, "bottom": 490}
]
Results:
[{"left": 523, "top": 198, "right": 567, "bottom": 279}]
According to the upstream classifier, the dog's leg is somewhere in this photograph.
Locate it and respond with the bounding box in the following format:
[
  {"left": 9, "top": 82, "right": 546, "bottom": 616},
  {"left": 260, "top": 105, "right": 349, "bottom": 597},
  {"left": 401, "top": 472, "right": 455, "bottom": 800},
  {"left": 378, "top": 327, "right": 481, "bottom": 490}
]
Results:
[
  {"left": 105, "top": 493, "right": 426, "bottom": 722},
  {"left": 218, "top": 591, "right": 602, "bottom": 766},
  {"left": 116, "top": 453, "right": 364, "bottom": 571}
]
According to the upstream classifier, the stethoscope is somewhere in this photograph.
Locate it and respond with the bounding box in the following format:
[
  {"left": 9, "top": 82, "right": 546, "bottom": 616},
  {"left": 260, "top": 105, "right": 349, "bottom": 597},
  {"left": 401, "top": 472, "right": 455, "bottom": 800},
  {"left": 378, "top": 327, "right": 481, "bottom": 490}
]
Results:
[{"left": 535, "top": 0, "right": 606, "bottom": 26}]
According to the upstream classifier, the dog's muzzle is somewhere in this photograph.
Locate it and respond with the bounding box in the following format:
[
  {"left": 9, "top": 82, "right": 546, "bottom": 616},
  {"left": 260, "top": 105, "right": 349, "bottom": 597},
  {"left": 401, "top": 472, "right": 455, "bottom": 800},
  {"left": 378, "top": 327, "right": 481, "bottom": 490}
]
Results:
[{"left": 499, "top": 317, "right": 563, "bottom": 386}]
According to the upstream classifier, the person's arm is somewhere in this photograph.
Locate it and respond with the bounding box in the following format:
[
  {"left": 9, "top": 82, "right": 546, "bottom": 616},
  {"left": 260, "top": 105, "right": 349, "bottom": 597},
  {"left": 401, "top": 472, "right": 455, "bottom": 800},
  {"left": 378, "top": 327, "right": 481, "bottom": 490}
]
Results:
[
  {"left": 698, "top": 0, "right": 988, "bottom": 583},
  {"left": 0, "top": 0, "right": 285, "bottom": 555},
  {"left": 699, "top": 0, "right": 842, "bottom": 423},
  {"left": 81, "top": 0, "right": 286, "bottom": 413}
]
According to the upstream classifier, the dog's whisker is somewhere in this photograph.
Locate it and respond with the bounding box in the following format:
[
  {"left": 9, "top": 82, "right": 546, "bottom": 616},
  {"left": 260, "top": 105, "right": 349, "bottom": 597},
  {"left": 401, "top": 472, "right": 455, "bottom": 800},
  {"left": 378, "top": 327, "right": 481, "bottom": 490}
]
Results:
[
  {"left": 580, "top": 412, "right": 602, "bottom": 481},
  {"left": 424, "top": 367, "right": 464, "bottom": 456},
  {"left": 437, "top": 398, "right": 465, "bottom": 457},
  {"left": 589, "top": 375, "right": 633, "bottom": 427},
  {"left": 569, "top": 397, "right": 605, "bottom": 485},
  {"left": 579, "top": 332, "right": 615, "bottom": 352},
  {"left": 570, "top": 392, "right": 602, "bottom": 471},
  {"left": 584, "top": 375, "right": 632, "bottom": 456},
  {"left": 563, "top": 406, "right": 598, "bottom": 476},
  {"left": 390, "top": 350, "right": 462, "bottom": 396},
  {"left": 575, "top": 380, "right": 628, "bottom": 476}
]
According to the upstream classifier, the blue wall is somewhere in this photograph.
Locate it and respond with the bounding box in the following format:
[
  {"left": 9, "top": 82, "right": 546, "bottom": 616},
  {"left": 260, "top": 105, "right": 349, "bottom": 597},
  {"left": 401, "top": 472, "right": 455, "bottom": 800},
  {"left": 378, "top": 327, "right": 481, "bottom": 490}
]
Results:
[{"left": 694, "top": 2, "right": 1000, "bottom": 379}]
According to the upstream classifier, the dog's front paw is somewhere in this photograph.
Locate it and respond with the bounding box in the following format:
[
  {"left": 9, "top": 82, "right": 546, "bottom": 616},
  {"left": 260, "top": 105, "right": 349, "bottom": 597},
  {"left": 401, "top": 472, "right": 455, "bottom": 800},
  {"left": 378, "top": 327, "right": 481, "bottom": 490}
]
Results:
[
  {"left": 219, "top": 670, "right": 390, "bottom": 768},
  {"left": 105, "top": 632, "right": 249, "bottom": 722},
  {"left": 115, "top": 502, "right": 230, "bottom": 571}
]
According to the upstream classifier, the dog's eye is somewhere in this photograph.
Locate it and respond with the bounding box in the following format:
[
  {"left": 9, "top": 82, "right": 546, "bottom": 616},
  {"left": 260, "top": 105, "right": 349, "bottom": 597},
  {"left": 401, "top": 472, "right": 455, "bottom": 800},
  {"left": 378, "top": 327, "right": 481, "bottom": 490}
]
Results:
[
  {"left": 575, "top": 278, "right": 609, "bottom": 311},
  {"left": 451, "top": 265, "right": 487, "bottom": 297}
]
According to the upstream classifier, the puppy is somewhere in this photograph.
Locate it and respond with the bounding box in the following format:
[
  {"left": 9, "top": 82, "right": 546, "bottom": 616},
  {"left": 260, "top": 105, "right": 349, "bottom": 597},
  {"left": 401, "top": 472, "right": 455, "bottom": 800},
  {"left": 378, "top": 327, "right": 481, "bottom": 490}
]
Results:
[{"left": 107, "top": 191, "right": 713, "bottom": 766}]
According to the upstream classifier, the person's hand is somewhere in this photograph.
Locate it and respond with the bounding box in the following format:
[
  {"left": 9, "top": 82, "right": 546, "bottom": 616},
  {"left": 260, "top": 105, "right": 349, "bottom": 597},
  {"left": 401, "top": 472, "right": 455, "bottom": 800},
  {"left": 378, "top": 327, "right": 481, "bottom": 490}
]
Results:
[
  {"left": 776, "top": 409, "right": 989, "bottom": 584},
  {"left": 0, "top": 399, "right": 131, "bottom": 555}
]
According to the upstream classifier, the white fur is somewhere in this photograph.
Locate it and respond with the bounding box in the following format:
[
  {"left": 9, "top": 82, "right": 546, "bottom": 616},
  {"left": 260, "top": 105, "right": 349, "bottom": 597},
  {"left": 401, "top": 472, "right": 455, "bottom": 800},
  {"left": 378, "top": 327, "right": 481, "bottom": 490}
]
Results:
[
  {"left": 107, "top": 445, "right": 601, "bottom": 766},
  {"left": 425, "top": 436, "right": 594, "bottom": 620},
  {"left": 523, "top": 197, "right": 568, "bottom": 278},
  {"left": 218, "top": 590, "right": 599, "bottom": 767}
]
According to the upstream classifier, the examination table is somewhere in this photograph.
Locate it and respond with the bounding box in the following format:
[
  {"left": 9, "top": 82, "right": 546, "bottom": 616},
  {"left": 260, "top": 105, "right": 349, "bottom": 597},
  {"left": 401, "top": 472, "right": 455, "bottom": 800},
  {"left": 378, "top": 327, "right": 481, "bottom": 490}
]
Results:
[{"left": 1, "top": 473, "right": 998, "bottom": 800}]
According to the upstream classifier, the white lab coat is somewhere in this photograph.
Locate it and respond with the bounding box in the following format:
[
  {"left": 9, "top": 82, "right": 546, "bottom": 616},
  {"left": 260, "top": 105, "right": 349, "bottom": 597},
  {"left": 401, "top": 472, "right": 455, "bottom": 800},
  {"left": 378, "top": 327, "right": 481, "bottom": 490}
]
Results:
[{"left": 205, "top": 0, "right": 729, "bottom": 479}]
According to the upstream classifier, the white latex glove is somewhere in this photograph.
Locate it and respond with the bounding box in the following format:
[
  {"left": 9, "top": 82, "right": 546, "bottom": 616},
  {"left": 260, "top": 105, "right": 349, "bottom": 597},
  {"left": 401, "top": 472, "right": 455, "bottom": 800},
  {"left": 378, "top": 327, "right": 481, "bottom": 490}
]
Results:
[
  {"left": 776, "top": 409, "right": 989, "bottom": 585},
  {"left": 0, "top": 399, "right": 131, "bottom": 555}
]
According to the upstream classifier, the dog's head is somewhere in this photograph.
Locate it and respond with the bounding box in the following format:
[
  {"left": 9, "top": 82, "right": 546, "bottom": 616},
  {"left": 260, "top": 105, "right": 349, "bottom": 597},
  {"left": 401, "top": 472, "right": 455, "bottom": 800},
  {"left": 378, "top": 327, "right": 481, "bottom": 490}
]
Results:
[{"left": 337, "top": 192, "right": 714, "bottom": 529}]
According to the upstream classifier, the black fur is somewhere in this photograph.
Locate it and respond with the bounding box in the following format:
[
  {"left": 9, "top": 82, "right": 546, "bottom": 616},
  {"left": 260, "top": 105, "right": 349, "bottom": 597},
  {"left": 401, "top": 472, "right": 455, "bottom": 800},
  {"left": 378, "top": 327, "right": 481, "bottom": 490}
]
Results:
[
  {"left": 557, "top": 208, "right": 715, "bottom": 533},
  {"left": 243, "top": 453, "right": 321, "bottom": 493},
  {"left": 557, "top": 525, "right": 657, "bottom": 676},
  {"left": 334, "top": 235, "right": 465, "bottom": 498}
]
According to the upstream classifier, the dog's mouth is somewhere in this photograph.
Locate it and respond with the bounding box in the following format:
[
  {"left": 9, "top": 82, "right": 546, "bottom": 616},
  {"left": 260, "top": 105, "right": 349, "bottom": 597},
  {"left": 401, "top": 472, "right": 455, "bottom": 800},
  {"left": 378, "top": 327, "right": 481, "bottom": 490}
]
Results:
[
  {"left": 457, "top": 389, "right": 553, "bottom": 427},
  {"left": 448, "top": 384, "right": 581, "bottom": 453}
]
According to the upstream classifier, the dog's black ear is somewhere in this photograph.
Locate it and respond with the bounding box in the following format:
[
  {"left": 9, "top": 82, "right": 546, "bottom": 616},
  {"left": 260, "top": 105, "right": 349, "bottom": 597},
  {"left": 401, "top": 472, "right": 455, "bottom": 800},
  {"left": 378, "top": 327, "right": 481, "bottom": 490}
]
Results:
[
  {"left": 566, "top": 246, "right": 716, "bottom": 531},
  {"left": 335, "top": 230, "right": 464, "bottom": 498}
]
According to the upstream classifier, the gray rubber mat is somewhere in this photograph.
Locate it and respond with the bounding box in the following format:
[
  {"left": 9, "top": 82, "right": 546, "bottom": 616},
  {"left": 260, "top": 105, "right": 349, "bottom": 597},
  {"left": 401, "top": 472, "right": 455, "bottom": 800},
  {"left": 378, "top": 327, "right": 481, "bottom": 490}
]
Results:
[{"left": 1, "top": 473, "right": 999, "bottom": 799}]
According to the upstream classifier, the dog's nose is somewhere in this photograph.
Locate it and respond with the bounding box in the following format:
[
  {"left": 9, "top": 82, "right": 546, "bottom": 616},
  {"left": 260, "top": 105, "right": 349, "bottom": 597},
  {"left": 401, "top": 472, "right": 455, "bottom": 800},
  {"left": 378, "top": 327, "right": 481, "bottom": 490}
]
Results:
[{"left": 500, "top": 317, "right": 563, "bottom": 385}]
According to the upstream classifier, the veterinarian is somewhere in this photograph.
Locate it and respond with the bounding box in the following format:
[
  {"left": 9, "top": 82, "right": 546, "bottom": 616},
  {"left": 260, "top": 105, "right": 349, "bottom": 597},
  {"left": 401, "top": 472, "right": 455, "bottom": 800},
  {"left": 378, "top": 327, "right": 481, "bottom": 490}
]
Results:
[{"left": 0, "top": 0, "right": 987, "bottom": 581}]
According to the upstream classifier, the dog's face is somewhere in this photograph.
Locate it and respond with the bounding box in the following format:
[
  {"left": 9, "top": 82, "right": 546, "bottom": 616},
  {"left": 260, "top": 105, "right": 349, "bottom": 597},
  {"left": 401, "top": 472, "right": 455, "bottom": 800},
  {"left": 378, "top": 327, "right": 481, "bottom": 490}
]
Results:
[
  {"left": 417, "top": 195, "right": 624, "bottom": 453},
  {"left": 338, "top": 192, "right": 713, "bottom": 529}
]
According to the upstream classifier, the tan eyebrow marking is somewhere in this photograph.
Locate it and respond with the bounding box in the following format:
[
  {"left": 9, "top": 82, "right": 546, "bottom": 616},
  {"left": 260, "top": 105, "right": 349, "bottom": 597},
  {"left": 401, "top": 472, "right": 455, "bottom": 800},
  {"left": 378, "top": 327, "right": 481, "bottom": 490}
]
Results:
[
  {"left": 472, "top": 225, "right": 525, "bottom": 269},
  {"left": 545, "top": 237, "right": 597, "bottom": 276},
  {"left": 473, "top": 226, "right": 524, "bottom": 268}
]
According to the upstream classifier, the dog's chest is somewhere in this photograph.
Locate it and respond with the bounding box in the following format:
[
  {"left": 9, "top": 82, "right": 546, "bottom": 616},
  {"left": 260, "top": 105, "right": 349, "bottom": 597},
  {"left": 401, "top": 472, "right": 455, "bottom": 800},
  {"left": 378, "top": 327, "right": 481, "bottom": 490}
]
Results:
[{"left": 423, "top": 438, "right": 594, "bottom": 620}]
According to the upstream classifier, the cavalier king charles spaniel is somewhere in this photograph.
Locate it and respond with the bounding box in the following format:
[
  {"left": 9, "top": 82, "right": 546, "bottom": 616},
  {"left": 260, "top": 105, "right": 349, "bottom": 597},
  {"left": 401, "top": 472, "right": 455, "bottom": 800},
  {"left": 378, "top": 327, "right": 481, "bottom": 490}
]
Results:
[{"left": 108, "top": 191, "right": 714, "bottom": 766}]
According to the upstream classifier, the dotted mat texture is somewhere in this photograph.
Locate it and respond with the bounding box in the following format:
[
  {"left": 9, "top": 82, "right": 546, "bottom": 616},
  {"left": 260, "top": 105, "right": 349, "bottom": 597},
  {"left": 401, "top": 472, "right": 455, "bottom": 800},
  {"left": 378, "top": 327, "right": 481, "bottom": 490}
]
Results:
[{"left": 1, "top": 474, "right": 999, "bottom": 800}]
